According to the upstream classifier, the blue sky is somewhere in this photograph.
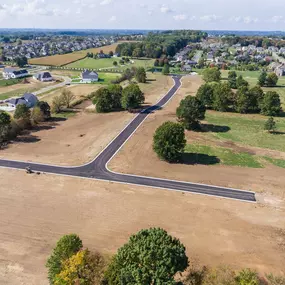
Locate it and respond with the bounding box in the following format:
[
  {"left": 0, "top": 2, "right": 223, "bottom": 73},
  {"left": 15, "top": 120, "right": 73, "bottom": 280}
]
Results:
[{"left": 0, "top": 0, "right": 284, "bottom": 30}]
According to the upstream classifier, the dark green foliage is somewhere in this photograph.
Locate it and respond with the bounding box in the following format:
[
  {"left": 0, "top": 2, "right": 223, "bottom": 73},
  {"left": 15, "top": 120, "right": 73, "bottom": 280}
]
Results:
[
  {"left": 96, "top": 88, "right": 113, "bottom": 113},
  {"left": 248, "top": 86, "right": 264, "bottom": 112},
  {"left": 228, "top": 71, "right": 237, "bottom": 89},
  {"left": 46, "top": 234, "right": 83, "bottom": 284},
  {"left": 235, "top": 87, "right": 251, "bottom": 114},
  {"left": 104, "top": 228, "right": 188, "bottom": 285},
  {"left": 264, "top": 117, "right": 276, "bottom": 133},
  {"left": 121, "top": 83, "right": 144, "bottom": 111},
  {"left": 162, "top": 64, "right": 170, "bottom": 75},
  {"left": 15, "top": 56, "right": 28, "bottom": 67},
  {"left": 212, "top": 83, "right": 233, "bottom": 112},
  {"left": 37, "top": 101, "right": 51, "bottom": 120},
  {"left": 154, "top": 59, "right": 159, "bottom": 66},
  {"left": 135, "top": 67, "right": 147, "bottom": 83},
  {"left": 258, "top": 71, "right": 267, "bottom": 86},
  {"left": 196, "top": 83, "right": 215, "bottom": 108},
  {"left": 14, "top": 104, "right": 31, "bottom": 127},
  {"left": 236, "top": 75, "right": 249, "bottom": 89},
  {"left": 0, "top": 111, "right": 11, "bottom": 142},
  {"left": 202, "top": 67, "right": 221, "bottom": 83},
  {"left": 176, "top": 96, "right": 206, "bottom": 130},
  {"left": 153, "top": 121, "right": 186, "bottom": 162},
  {"left": 107, "top": 84, "right": 123, "bottom": 110},
  {"left": 266, "top": 72, "right": 279, "bottom": 87},
  {"left": 261, "top": 91, "right": 282, "bottom": 116}
]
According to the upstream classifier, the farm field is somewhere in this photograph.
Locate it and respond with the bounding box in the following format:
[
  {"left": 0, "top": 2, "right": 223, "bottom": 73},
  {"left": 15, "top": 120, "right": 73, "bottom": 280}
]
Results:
[
  {"left": 28, "top": 42, "right": 120, "bottom": 66},
  {"left": 0, "top": 169, "right": 284, "bottom": 284},
  {"left": 0, "top": 73, "right": 173, "bottom": 165},
  {"left": 109, "top": 75, "right": 285, "bottom": 198},
  {"left": 66, "top": 57, "right": 155, "bottom": 71}
]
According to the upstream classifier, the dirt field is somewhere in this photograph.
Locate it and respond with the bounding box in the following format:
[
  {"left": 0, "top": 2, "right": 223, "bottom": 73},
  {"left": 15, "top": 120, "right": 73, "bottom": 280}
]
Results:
[
  {"left": 0, "top": 169, "right": 284, "bottom": 285},
  {"left": 0, "top": 75, "right": 173, "bottom": 165},
  {"left": 29, "top": 42, "right": 120, "bottom": 66},
  {"left": 109, "top": 75, "right": 285, "bottom": 198}
]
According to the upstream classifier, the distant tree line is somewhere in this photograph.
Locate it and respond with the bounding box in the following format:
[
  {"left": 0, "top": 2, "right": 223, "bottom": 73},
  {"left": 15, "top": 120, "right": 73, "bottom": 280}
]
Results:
[{"left": 115, "top": 30, "right": 207, "bottom": 58}]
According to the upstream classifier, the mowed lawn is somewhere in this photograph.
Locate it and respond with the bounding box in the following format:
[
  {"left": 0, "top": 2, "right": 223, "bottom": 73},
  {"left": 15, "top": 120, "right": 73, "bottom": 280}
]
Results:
[
  {"left": 28, "top": 42, "right": 120, "bottom": 66},
  {"left": 204, "top": 111, "right": 285, "bottom": 152},
  {"left": 66, "top": 57, "right": 155, "bottom": 71}
]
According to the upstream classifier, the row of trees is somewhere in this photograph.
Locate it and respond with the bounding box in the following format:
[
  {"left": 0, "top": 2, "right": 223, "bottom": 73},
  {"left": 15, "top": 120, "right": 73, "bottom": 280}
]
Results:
[
  {"left": 115, "top": 30, "right": 207, "bottom": 58},
  {"left": 0, "top": 101, "right": 51, "bottom": 145},
  {"left": 92, "top": 83, "right": 145, "bottom": 113},
  {"left": 46, "top": 229, "right": 284, "bottom": 285},
  {"left": 197, "top": 82, "right": 282, "bottom": 116},
  {"left": 111, "top": 67, "right": 146, "bottom": 84},
  {"left": 51, "top": 89, "right": 76, "bottom": 113}
]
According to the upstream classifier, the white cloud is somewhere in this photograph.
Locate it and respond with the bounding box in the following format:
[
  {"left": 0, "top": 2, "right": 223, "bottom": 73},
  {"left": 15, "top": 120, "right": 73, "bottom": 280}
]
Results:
[
  {"left": 173, "top": 14, "right": 188, "bottom": 21},
  {"left": 160, "top": 5, "right": 173, "bottom": 13},
  {"left": 100, "top": 0, "right": 112, "bottom": 5},
  {"left": 200, "top": 14, "right": 222, "bottom": 22},
  {"left": 243, "top": 16, "right": 258, "bottom": 24},
  {"left": 271, "top": 15, "right": 283, "bottom": 23},
  {"left": 109, "top": 15, "right": 116, "bottom": 22},
  {"left": 140, "top": 4, "right": 147, "bottom": 9},
  {"left": 229, "top": 16, "right": 242, "bottom": 22}
]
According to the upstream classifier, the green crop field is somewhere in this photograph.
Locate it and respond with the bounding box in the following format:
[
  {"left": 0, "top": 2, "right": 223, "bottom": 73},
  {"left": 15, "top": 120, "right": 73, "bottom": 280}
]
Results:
[
  {"left": 66, "top": 57, "right": 154, "bottom": 71},
  {"left": 204, "top": 111, "right": 285, "bottom": 152}
]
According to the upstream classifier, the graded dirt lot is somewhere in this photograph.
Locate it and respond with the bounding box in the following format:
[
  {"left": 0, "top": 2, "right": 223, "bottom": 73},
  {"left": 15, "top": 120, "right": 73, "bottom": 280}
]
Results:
[
  {"left": 29, "top": 42, "right": 120, "bottom": 66},
  {"left": 0, "top": 169, "right": 284, "bottom": 285},
  {"left": 0, "top": 74, "right": 173, "bottom": 165},
  {"left": 109, "top": 75, "right": 285, "bottom": 199}
]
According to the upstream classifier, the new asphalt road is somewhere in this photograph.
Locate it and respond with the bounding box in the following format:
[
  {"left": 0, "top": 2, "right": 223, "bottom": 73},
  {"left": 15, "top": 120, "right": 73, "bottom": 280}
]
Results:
[{"left": 0, "top": 75, "right": 256, "bottom": 202}]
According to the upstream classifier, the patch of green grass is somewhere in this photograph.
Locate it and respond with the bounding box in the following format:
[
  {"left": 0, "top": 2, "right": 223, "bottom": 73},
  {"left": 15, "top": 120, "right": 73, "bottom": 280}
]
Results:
[
  {"left": 66, "top": 57, "right": 154, "bottom": 71},
  {"left": 0, "top": 78, "right": 23, "bottom": 87},
  {"left": 52, "top": 110, "right": 77, "bottom": 119},
  {"left": 0, "top": 87, "right": 39, "bottom": 100},
  {"left": 263, "top": 156, "right": 285, "bottom": 168},
  {"left": 71, "top": 73, "right": 120, "bottom": 85},
  {"left": 184, "top": 144, "right": 263, "bottom": 168},
  {"left": 205, "top": 111, "right": 285, "bottom": 152}
]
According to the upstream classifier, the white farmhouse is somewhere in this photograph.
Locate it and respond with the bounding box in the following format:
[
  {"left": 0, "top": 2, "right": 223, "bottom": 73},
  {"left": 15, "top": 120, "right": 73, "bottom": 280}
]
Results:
[
  {"left": 2, "top": 68, "right": 29, "bottom": 79},
  {"left": 33, "top": 71, "right": 53, "bottom": 82}
]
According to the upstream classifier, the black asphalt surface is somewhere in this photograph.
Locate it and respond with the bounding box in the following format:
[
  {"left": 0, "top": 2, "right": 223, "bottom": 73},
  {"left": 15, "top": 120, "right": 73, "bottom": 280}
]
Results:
[{"left": 0, "top": 76, "right": 256, "bottom": 202}]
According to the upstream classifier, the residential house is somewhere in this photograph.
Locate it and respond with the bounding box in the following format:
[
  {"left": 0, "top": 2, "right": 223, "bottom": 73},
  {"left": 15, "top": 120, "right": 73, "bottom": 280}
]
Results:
[
  {"left": 5, "top": 93, "right": 38, "bottom": 110},
  {"left": 81, "top": 70, "right": 99, "bottom": 83},
  {"left": 275, "top": 64, "right": 285, "bottom": 76},
  {"left": 181, "top": 65, "right": 192, "bottom": 72},
  {"left": 33, "top": 71, "right": 53, "bottom": 82},
  {"left": 3, "top": 68, "right": 29, "bottom": 79}
]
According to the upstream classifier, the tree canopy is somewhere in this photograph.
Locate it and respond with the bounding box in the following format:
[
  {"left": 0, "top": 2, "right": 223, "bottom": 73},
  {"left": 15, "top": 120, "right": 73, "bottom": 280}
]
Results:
[
  {"left": 196, "top": 83, "right": 215, "bottom": 108},
  {"left": 202, "top": 67, "right": 221, "bottom": 83},
  {"left": 176, "top": 96, "right": 206, "bottom": 130},
  {"left": 121, "top": 83, "right": 145, "bottom": 111},
  {"left": 260, "top": 91, "right": 282, "bottom": 116},
  {"left": 104, "top": 228, "right": 188, "bottom": 285},
  {"left": 153, "top": 121, "right": 186, "bottom": 162},
  {"left": 135, "top": 67, "right": 147, "bottom": 83},
  {"left": 0, "top": 111, "right": 11, "bottom": 142}
]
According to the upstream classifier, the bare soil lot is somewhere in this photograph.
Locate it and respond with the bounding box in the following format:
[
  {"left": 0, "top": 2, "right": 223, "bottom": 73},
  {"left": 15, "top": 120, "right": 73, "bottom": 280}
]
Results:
[
  {"left": 109, "top": 75, "right": 285, "bottom": 198},
  {"left": 0, "top": 75, "right": 173, "bottom": 165},
  {"left": 0, "top": 169, "right": 284, "bottom": 285}
]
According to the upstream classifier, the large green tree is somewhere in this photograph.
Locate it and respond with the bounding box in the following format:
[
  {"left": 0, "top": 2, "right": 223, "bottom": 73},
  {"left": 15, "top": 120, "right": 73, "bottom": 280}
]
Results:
[
  {"left": 46, "top": 234, "right": 83, "bottom": 284},
  {"left": 107, "top": 84, "right": 123, "bottom": 110},
  {"left": 36, "top": 101, "right": 51, "bottom": 120},
  {"left": 212, "top": 83, "right": 233, "bottom": 112},
  {"left": 96, "top": 88, "right": 113, "bottom": 113},
  {"left": 248, "top": 86, "right": 264, "bottom": 112},
  {"left": 258, "top": 71, "right": 267, "bottom": 87},
  {"left": 196, "top": 83, "right": 215, "bottom": 108},
  {"left": 121, "top": 83, "right": 144, "bottom": 111},
  {"left": 14, "top": 104, "right": 31, "bottom": 128},
  {"left": 235, "top": 87, "right": 251, "bottom": 113},
  {"left": 228, "top": 71, "right": 237, "bottom": 89},
  {"left": 266, "top": 72, "right": 278, "bottom": 87},
  {"left": 236, "top": 75, "right": 249, "bottom": 89},
  {"left": 202, "top": 67, "right": 221, "bottom": 83},
  {"left": 135, "top": 67, "right": 147, "bottom": 83},
  {"left": 176, "top": 96, "right": 206, "bottom": 130},
  {"left": 0, "top": 111, "right": 11, "bottom": 143},
  {"left": 260, "top": 91, "right": 282, "bottom": 116},
  {"left": 153, "top": 121, "right": 186, "bottom": 162},
  {"left": 104, "top": 228, "right": 188, "bottom": 285},
  {"left": 162, "top": 64, "right": 170, "bottom": 75}
]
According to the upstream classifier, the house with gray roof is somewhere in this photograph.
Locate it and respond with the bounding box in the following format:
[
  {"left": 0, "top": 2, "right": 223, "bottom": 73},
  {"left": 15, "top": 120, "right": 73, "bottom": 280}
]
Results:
[
  {"left": 33, "top": 71, "right": 53, "bottom": 82},
  {"left": 81, "top": 70, "right": 99, "bottom": 83},
  {"left": 3, "top": 68, "right": 29, "bottom": 80},
  {"left": 4, "top": 93, "right": 38, "bottom": 110}
]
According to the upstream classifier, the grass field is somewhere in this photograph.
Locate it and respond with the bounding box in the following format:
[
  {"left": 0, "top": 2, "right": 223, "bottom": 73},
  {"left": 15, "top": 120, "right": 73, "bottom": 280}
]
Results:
[
  {"left": 28, "top": 42, "right": 120, "bottom": 66},
  {"left": 205, "top": 111, "right": 285, "bottom": 152},
  {"left": 0, "top": 78, "right": 25, "bottom": 87},
  {"left": 66, "top": 57, "right": 155, "bottom": 71},
  {"left": 184, "top": 144, "right": 263, "bottom": 168}
]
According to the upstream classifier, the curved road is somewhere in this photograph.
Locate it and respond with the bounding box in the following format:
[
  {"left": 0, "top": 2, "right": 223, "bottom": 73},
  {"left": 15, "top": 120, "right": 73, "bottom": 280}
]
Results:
[{"left": 0, "top": 75, "right": 256, "bottom": 202}]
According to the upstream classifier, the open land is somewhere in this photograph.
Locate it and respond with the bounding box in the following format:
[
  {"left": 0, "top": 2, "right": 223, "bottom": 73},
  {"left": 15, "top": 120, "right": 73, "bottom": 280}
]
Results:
[
  {"left": 109, "top": 75, "right": 285, "bottom": 199},
  {"left": 28, "top": 42, "right": 120, "bottom": 66},
  {"left": 0, "top": 169, "right": 284, "bottom": 285},
  {"left": 0, "top": 73, "right": 173, "bottom": 165},
  {"left": 66, "top": 57, "right": 155, "bottom": 71}
]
